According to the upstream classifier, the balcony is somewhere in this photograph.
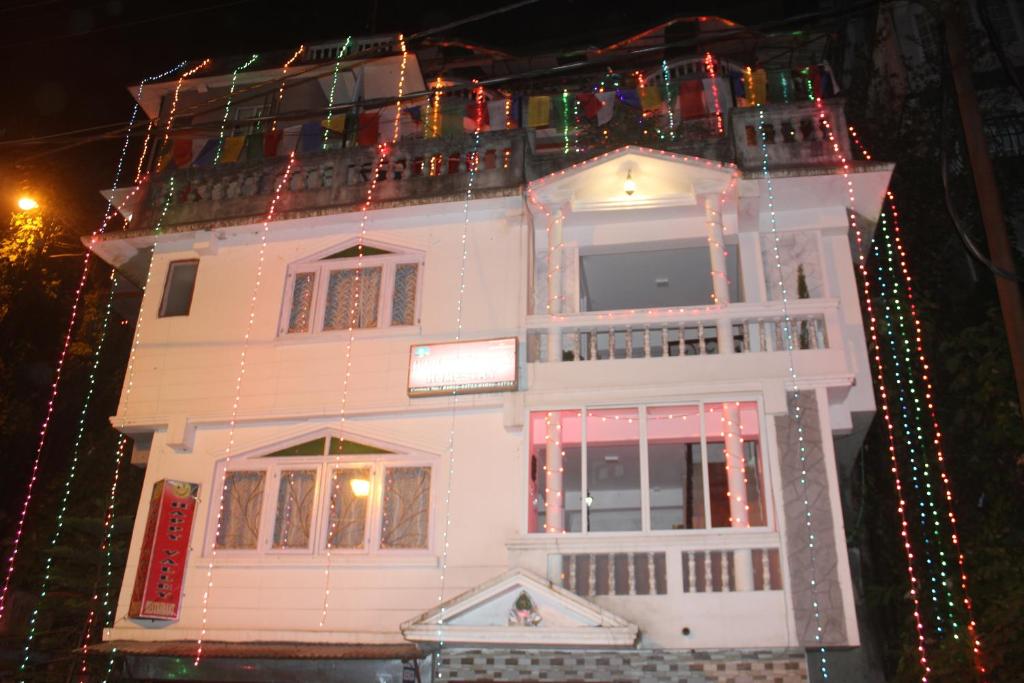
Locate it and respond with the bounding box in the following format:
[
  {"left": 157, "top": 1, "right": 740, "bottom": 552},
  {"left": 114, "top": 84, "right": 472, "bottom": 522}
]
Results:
[
  {"left": 731, "top": 99, "right": 851, "bottom": 170},
  {"left": 507, "top": 531, "right": 790, "bottom": 648},
  {"left": 524, "top": 299, "right": 846, "bottom": 394},
  {"left": 129, "top": 129, "right": 527, "bottom": 233}
]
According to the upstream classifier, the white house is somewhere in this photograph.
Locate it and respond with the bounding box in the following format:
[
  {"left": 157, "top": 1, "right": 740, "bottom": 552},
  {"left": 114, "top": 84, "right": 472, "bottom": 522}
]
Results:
[{"left": 86, "top": 25, "right": 892, "bottom": 683}]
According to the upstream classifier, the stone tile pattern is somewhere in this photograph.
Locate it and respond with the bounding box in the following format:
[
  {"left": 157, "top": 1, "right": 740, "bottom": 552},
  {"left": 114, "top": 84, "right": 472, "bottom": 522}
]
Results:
[
  {"left": 775, "top": 391, "right": 847, "bottom": 646},
  {"left": 761, "top": 232, "right": 823, "bottom": 301},
  {"left": 440, "top": 648, "right": 807, "bottom": 682}
]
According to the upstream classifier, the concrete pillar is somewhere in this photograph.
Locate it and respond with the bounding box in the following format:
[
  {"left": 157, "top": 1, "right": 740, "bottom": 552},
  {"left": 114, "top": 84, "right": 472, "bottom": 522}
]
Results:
[
  {"left": 705, "top": 197, "right": 733, "bottom": 354},
  {"left": 723, "top": 401, "right": 753, "bottom": 589},
  {"left": 544, "top": 411, "right": 564, "bottom": 533}
]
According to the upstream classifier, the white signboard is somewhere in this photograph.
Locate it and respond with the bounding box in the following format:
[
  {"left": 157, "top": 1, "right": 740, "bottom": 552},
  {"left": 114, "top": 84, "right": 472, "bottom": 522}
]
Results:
[{"left": 408, "top": 338, "right": 518, "bottom": 396}]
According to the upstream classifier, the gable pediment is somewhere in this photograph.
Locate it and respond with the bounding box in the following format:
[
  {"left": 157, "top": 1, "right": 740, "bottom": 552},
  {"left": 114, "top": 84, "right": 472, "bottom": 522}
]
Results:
[
  {"left": 528, "top": 145, "right": 737, "bottom": 212},
  {"left": 401, "top": 569, "right": 638, "bottom": 648}
]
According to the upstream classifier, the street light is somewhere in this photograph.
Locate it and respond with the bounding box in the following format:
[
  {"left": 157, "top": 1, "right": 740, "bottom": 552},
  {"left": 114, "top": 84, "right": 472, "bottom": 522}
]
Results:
[{"left": 17, "top": 196, "right": 39, "bottom": 211}]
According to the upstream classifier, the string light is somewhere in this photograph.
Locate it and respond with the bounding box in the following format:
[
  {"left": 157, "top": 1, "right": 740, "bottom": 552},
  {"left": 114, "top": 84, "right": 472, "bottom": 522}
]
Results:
[
  {"left": 214, "top": 53, "right": 260, "bottom": 164},
  {"left": 815, "top": 104, "right": 931, "bottom": 680},
  {"left": 562, "top": 89, "right": 571, "bottom": 155},
  {"left": 660, "top": 60, "right": 676, "bottom": 141},
  {"left": 0, "top": 58, "right": 185, "bottom": 624},
  {"left": 323, "top": 36, "right": 353, "bottom": 150},
  {"left": 320, "top": 34, "right": 408, "bottom": 627},
  {"left": 156, "top": 58, "right": 212, "bottom": 172},
  {"left": 195, "top": 153, "right": 297, "bottom": 664},
  {"left": 756, "top": 105, "right": 829, "bottom": 679},
  {"left": 433, "top": 83, "right": 486, "bottom": 681},
  {"left": 844, "top": 121, "right": 984, "bottom": 675},
  {"left": 704, "top": 52, "right": 724, "bottom": 135},
  {"left": 271, "top": 45, "right": 305, "bottom": 133}
]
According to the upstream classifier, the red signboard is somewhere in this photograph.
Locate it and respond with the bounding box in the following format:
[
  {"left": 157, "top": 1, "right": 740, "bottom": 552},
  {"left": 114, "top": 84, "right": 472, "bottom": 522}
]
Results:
[
  {"left": 408, "top": 337, "right": 518, "bottom": 396},
  {"left": 129, "top": 479, "right": 199, "bottom": 620}
]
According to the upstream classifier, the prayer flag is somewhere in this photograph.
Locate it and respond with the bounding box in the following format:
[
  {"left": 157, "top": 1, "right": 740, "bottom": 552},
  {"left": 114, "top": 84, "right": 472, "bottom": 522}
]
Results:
[
  {"left": 595, "top": 92, "right": 616, "bottom": 125},
  {"left": 526, "top": 96, "right": 551, "bottom": 128},
  {"left": 617, "top": 89, "right": 641, "bottom": 109},
  {"left": 678, "top": 80, "right": 706, "bottom": 119},
  {"left": 321, "top": 115, "right": 347, "bottom": 134},
  {"left": 639, "top": 86, "right": 663, "bottom": 112},
  {"left": 191, "top": 138, "right": 217, "bottom": 167},
  {"left": 172, "top": 138, "right": 194, "bottom": 168},
  {"left": 264, "top": 129, "right": 283, "bottom": 157},
  {"left": 219, "top": 136, "right": 245, "bottom": 163},
  {"left": 357, "top": 112, "right": 379, "bottom": 146},
  {"left": 299, "top": 121, "right": 322, "bottom": 153},
  {"left": 752, "top": 68, "right": 768, "bottom": 105}
]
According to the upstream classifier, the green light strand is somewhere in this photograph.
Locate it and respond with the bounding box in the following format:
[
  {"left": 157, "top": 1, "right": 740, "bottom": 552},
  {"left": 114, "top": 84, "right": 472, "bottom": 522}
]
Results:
[
  {"left": 323, "top": 36, "right": 353, "bottom": 151},
  {"left": 214, "top": 54, "right": 260, "bottom": 164},
  {"left": 661, "top": 60, "right": 676, "bottom": 141}
]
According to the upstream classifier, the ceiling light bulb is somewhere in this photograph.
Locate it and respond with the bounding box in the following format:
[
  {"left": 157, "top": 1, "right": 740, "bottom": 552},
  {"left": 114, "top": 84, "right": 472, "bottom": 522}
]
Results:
[
  {"left": 350, "top": 478, "right": 370, "bottom": 497},
  {"left": 17, "top": 196, "right": 39, "bottom": 211},
  {"left": 623, "top": 170, "right": 636, "bottom": 196}
]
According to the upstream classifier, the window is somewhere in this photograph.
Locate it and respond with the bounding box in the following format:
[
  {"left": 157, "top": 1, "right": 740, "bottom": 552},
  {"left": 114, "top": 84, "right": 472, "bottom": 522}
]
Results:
[
  {"left": 578, "top": 242, "right": 741, "bottom": 313},
  {"left": 282, "top": 244, "right": 422, "bottom": 335},
  {"left": 159, "top": 260, "right": 199, "bottom": 317},
  {"left": 212, "top": 436, "right": 432, "bottom": 555},
  {"left": 528, "top": 401, "right": 768, "bottom": 534}
]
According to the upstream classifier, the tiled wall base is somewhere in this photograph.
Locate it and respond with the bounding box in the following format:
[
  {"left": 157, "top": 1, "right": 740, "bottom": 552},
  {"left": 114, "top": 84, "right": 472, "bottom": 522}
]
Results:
[{"left": 439, "top": 648, "right": 808, "bottom": 682}]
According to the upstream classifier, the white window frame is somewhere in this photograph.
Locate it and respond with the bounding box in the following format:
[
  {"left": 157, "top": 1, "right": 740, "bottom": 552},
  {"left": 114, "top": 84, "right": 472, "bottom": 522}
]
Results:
[
  {"left": 205, "top": 436, "right": 435, "bottom": 559},
  {"left": 526, "top": 398, "right": 775, "bottom": 536},
  {"left": 278, "top": 243, "right": 425, "bottom": 337}
]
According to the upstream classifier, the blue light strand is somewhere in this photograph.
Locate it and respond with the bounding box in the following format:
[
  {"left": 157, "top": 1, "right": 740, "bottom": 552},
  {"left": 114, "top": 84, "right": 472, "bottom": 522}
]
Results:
[{"left": 756, "top": 105, "right": 829, "bottom": 679}]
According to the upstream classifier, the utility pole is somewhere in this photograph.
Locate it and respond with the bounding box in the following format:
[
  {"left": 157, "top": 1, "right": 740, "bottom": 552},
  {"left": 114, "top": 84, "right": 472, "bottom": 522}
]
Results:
[{"left": 942, "top": 0, "right": 1024, "bottom": 420}]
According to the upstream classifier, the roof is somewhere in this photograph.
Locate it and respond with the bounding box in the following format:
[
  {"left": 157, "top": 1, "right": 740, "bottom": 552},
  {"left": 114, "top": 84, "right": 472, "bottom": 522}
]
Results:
[{"left": 87, "top": 640, "right": 428, "bottom": 660}]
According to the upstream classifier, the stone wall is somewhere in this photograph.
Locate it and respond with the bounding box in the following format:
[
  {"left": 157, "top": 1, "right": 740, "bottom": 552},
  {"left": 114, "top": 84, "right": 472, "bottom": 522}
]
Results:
[
  {"left": 775, "top": 391, "right": 848, "bottom": 647},
  {"left": 439, "top": 648, "right": 808, "bottom": 683}
]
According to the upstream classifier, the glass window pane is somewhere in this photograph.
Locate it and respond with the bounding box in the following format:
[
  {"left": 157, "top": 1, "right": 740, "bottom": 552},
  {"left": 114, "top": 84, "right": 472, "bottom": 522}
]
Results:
[
  {"left": 326, "top": 467, "right": 371, "bottom": 549},
  {"left": 586, "top": 407, "right": 642, "bottom": 532},
  {"left": 646, "top": 405, "right": 706, "bottom": 530},
  {"left": 705, "top": 401, "right": 766, "bottom": 528},
  {"left": 322, "top": 267, "right": 382, "bottom": 330},
  {"left": 216, "top": 471, "right": 265, "bottom": 549},
  {"left": 380, "top": 467, "right": 431, "bottom": 549},
  {"left": 391, "top": 263, "right": 419, "bottom": 326},
  {"left": 528, "top": 410, "right": 583, "bottom": 533},
  {"left": 287, "top": 272, "right": 316, "bottom": 333},
  {"left": 160, "top": 260, "right": 198, "bottom": 317},
  {"left": 272, "top": 469, "right": 317, "bottom": 548}
]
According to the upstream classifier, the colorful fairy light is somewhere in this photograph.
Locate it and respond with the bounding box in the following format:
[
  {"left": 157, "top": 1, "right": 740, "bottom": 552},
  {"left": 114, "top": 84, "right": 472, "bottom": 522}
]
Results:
[
  {"left": 704, "top": 52, "right": 724, "bottom": 135},
  {"left": 319, "top": 34, "right": 408, "bottom": 628},
  {"left": 660, "top": 60, "right": 676, "bottom": 141},
  {"left": 434, "top": 84, "right": 486, "bottom": 681},
  {"left": 323, "top": 36, "right": 353, "bottom": 150},
  {"left": 0, "top": 58, "right": 185, "bottom": 624},
  {"left": 756, "top": 105, "right": 829, "bottom": 679},
  {"left": 215, "top": 53, "right": 260, "bottom": 164},
  {"left": 843, "top": 121, "right": 984, "bottom": 675},
  {"left": 562, "top": 89, "right": 571, "bottom": 155},
  {"left": 815, "top": 103, "right": 932, "bottom": 680},
  {"left": 195, "top": 153, "right": 297, "bottom": 664}
]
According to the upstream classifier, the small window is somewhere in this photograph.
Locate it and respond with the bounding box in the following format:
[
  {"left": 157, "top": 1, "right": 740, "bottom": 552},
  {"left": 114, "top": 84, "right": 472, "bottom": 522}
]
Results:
[
  {"left": 216, "top": 471, "right": 265, "bottom": 549},
  {"left": 159, "top": 260, "right": 199, "bottom": 317}
]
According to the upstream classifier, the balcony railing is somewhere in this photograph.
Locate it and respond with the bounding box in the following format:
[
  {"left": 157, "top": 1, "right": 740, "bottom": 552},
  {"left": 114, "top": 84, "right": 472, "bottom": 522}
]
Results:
[
  {"left": 731, "top": 100, "right": 850, "bottom": 170},
  {"left": 508, "top": 531, "right": 784, "bottom": 598},
  {"left": 525, "top": 299, "right": 838, "bottom": 363},
  {"left": 132, "top": 130, "right": 526, "bottom": 232}
]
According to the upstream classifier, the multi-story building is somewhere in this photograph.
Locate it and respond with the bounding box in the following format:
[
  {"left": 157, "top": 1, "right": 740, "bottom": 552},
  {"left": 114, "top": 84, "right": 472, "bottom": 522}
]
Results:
[{"left": 86, "top": 19, "right": 892, "bottom": 682}]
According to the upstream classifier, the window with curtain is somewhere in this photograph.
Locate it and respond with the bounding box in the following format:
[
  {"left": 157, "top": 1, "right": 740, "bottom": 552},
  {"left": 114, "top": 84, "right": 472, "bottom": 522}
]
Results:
[
  {"left": 528, "top": 401, "right": 768, "bottom": 534},
  {"left": 281, "top": 245, "right": 422, "bottom": 336},
  {"left": 210, "top": 436, "right": 432, "bottom": 556}
]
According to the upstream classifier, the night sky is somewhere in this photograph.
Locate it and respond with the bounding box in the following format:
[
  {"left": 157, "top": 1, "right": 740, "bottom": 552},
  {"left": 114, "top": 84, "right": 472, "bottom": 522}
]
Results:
[{"left": 0, "top": 0, "right": 823, "bottom": 226}]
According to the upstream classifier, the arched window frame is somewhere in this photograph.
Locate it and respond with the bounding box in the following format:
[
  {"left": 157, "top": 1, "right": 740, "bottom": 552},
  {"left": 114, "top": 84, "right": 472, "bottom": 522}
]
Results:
[
  {"left": 205, "top": 429, "right": 437, "bottom": 560},
  {"left": 279, "top": 239, "right": 425, "bottom": 337}
]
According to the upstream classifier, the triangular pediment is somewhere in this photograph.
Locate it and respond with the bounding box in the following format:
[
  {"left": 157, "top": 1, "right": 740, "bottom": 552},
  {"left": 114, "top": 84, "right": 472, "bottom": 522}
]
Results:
[
  {"left": 528, "top": 145, "right": 737, "bottom": 212},
  {"left": 401, "top": 569, "right": 638, "bottom": 648}
]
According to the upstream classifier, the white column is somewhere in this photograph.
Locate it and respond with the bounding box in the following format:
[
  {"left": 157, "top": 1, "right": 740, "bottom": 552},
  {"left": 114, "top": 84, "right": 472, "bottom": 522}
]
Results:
[
  {"left": 546, "top": 210, "right": 565, "bottom": 361},
  {"left": 544, "top": 412, "right": 564, "bottom": 533},
  {"left": 705, "top": 197, "right": 733, "bottom": 354},
  {"left": 724, "top": 401, "right": 753, "bottom": 589}
]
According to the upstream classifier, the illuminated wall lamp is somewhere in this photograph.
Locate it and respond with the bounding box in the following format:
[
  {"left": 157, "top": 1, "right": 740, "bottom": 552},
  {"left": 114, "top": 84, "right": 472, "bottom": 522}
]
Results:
[
  {"left": 350, "top": 478, "right": 371, "bottom": 497},
  {"left": 623, "top": 170, "right": 636, "bottom": 196}
]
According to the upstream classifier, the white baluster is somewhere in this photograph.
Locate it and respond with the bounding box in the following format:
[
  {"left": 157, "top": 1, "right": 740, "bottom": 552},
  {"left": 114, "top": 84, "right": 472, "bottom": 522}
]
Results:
[
  {"left": 648, "top": 552, "right": 657, "bottom": 594},
  {"left": 572, "top": 331, "right": 581, "bottom": 361},
  {"left": 588, "top": 554, "right": 598, "bottom": 596},
  {"left": 662, "top": 327, "right": 670, "bottom": 356},
  {"left": 589, "top": 330, "right": 598, "bottom": 361},
  {"left": 568, "top": 554, "right": 577, "bottom": 592},
  {"left": 761, "top": 550, "right": 772, "bottom": 590},
  {"left": 704, "top": 551, "right": 713, "bottom": 592},
  {"left": 627, "top": 554, "right": 637, "bottom": 595},
  {"left": 698, "top": 322, "right": 706, "bottom": 355},
  {"left": 625, "top": 327, "right": 633, "bottom": 359},
  {"left": 687, "top": 552, "right": 696, "bottom": 593},
  {"left": 643, "top": 328, "right": 651, "bottom": 358}
]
